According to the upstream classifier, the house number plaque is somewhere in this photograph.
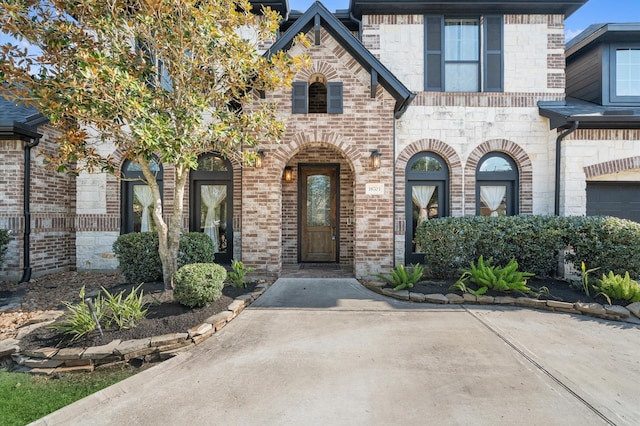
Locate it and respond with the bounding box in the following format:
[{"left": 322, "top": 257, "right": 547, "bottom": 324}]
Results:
[{"left": 366, "top": 183, "right": 385, "bottom": 195}]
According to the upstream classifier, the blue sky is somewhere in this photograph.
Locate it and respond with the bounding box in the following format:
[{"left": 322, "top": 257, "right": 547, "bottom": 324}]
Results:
[
  {"left": 1, "top": 0, "right": 638, "bottom": 46},
  {"left": 289, "top": 0, "right": 640, "bottom": 41}
]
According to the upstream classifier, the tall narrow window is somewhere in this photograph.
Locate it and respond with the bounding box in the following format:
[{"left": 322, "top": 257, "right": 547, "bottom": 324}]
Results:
[
  {"left": 190, "top": 154, "right": 233, "bottom": 263},
  {"left": 121, "top": 158, "right": 163, "bottom": 234},
  {"left": 308, "top": 82, "right": 327, "bottom": 113},
  {"left": 444, "top": 18, "right": 480, "bottom": 92},
  {"left": 405, "top": 153, "right": 449, "bottom": 264},
  {"left": 476, "top": 153, "right": 518, "bottom": 217},
  {"left": 425, "top": 15, "right": 503, "bottom": 92}
]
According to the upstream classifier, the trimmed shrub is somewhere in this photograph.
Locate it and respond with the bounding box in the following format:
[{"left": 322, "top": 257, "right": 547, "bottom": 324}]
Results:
[
  {"left": 563, "top": 216, "right": 640, "bottom": 279},
  {"left": 173, "top": 263, "right": 227, "bottom": 308},
  {"left": 178, "top": 232, "right": 215, "bottom": 268},
  {"left": 414, "top": 217, "right": 481, "bottom": 278},
  {"left": 415, "top": 215, "right": 640, "bottom": 279},
  {"left": 113, "top": 232, "right": 162, "bottom": 284},
  {"left": 113, "top": 232, "right": 215, "bottom": 283},
  {"left": 0, "top": 229, "right": 10, "bottom": 267}
]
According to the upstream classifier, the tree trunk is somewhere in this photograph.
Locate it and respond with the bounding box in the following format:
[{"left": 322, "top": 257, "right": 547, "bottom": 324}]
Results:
[{"left": 139, "top": 159, "right": 187, "bottom": 290}]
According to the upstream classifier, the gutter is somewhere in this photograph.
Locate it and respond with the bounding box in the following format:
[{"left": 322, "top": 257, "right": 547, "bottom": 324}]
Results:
[
  {"left": 554, "top": 121, "right": 579, "bottom": 216},
  {"left": 349, "top": 11, "right": 362, "bottom": 41}
]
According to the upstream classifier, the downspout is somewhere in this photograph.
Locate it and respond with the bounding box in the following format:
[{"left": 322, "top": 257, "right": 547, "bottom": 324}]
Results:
[
  {"left": 554, "top": 121, "right": 579, "bottom": 216},
  {"left": 19, "top": 136, "right": 40, "bottom": 283},
  {"left": 349, "top": 11, "right": 362, "bottom": 41}
]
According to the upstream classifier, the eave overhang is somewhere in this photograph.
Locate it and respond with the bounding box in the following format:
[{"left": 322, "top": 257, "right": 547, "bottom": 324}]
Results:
[
  {"left": 538, "top": 99, "right": 640, "bottom": 130},
  {"left": 349, "top": 0, "right": 587, "bottom": 19},
  {"left": 566, "top": 23, "right": 640, "bottom": 59},
  {"left": 0, "top": 122, "right": 42, "bottom": 140},
  {"left": 249, "top": 0, "right": 289, "bottom": 17},
  {"left": 266, "top": 1, "right": 415, "bottom": 118}
]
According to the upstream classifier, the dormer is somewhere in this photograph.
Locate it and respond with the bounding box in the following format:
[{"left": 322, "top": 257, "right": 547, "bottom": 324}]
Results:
[{"left": 566, "top": 23, "right": 640, "bottom": 107}]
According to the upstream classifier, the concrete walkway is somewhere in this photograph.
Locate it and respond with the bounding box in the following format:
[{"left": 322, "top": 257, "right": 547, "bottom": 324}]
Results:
[{"left": 34, "top": 278, "right": 640, "bottom": 425}]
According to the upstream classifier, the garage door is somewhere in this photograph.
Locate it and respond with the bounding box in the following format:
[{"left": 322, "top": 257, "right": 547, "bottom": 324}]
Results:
[{"left": 586, "top": 182, "right": 640, "bottom": 223}]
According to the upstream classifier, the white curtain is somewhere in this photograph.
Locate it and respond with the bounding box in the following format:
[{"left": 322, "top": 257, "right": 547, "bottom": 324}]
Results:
[
  {"left": 201, "top": 185, "right": 226, "bottom": 252},
  {"left": 134, "top": 185, "right": 154, "bottom": 232},
  {"left": 480, "top": 185, "right": 506, "bottom": 217},
  {"left": 412, "top": 186, "right": 436, "bottom": 224}
]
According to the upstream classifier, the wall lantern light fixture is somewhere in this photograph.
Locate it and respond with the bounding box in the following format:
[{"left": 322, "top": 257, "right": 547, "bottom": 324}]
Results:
[
  {"left": 284, "top": 166, "right": 294, "bottom": 182},
  {"left": 255, "top": 150, "right": 265, "bottom": 168},
  {"left": 370, "top": 149, "right": 381, "bottom": 169}
]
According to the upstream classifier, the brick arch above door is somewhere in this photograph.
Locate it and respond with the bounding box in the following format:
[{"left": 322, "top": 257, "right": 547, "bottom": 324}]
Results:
[
  {"left": 270, "top": 131, "right": 365, "bottom": 175},
  {"left": 464, "top": 139, "right": 533, "bottom": 215}
]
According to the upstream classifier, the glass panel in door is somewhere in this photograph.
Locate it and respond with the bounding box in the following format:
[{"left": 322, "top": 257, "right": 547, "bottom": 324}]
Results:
[{"left": 200, "top": 184, "right": 228, "bottom": 253}]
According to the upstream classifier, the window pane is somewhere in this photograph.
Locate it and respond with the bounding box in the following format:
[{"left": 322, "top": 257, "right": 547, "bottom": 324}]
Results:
[
  {"left": 201, "top": 185, "right": 227, "bottom": 253},
  {"left": 479, "top": 185, "right": 507, "bottom": 217},
  {"left": 411, "top": 155, "right": 443, "bottom": 172},
  {"left": 412, "top": 186, "right": 438, "bottom": 253},
  {"left": 125, "top": 158, "right": 160, "bottom": 173},
  {"left": 445, "top": 19, "right": 479, "bottom": 61},
  {"left": 307, "top": 175, "right": 331, "bottom": 227},
  {"left": 445, "top": 63, "right": 479, "bottom": 91},
  {"left": 198, "top": 156, "right": 228, "bottom": 172},
  {"left": 133, "top": 185, "right": 154, "bottom": 233},
  {"left": 479, "top": 156, "right": 513, "bottom": 172},
  {"left": 616, "top": 49, "right": 640, "bottom": 96}
]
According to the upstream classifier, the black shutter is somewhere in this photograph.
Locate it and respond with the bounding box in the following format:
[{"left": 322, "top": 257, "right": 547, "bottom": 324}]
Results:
[
  {"left": 424, "top": 15, "right": 444, "bottom": 91},
  {"left": 484, "top": 15, "right": 503, "bottom": 92},
  {"left": 292, "top": 82, "right": 308, "bottom": 114},
  {"left": 327, "top": 82, "right": 343, "bottom": 114}
]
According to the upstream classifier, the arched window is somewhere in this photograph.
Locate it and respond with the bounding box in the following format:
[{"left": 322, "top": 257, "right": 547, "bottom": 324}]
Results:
[
  {"left": 190, "top": 153, "right": 233, "bottom": 263},
  {"left": 292, "top": 73, "right": 343, "bottom": 114},
  {"left": 308, "top": 82, "right": 327, "bottom": 113},
  {"left": 476, "top": 152, "right": 518, "bottom": 216},
  {"left": 121, "top": 158, "right": 163, "bottom": 234},
  {"left": 405, "top": 152, "right": 449, "bottom": 264}
]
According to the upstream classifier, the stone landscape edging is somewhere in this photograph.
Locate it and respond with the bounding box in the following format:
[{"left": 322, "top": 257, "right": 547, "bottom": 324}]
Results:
[
  {"left": 0, "top": 283, "right": 270, "bottom": 375},
  {"left": 4, "top": 280, "right": 640, "bottom": 375},
  {"left": 363, "top": 282, "right": 640, "bottom": 325}
]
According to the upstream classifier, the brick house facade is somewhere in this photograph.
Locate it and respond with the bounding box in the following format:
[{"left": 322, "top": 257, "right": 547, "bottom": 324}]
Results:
[{"left": 2, "top": 0, "right": 639, "bottom": 281}]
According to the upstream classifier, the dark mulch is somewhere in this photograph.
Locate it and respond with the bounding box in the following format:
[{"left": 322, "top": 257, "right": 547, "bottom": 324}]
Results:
[
  {"left": 409, "top": 276, "right": 626, "bottom": 306},
  {"left": 19, "top": 282, "right": 257, "bottom": 352}
]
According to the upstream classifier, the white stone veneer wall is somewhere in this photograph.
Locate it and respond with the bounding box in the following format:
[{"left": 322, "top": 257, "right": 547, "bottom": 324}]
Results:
[
  {"left": 396, "top": 105, "right": 557, "bottom": 214},
  {"left": 76, "top": 231, "right": 119, "bottom": 271},
  {"left": 561, "top": 137, "right": 640, "bottom": 216},
  {"left": 378, "top": 23, "right": 424, "bottom": 92}
]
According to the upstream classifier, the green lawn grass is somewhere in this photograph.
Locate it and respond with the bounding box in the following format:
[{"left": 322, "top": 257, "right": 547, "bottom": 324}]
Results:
[{"left": 0, "top": 367, "right": 139, "bottom": 426}]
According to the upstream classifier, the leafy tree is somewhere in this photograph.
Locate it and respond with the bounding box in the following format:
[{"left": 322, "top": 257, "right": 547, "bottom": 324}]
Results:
[{"left": 0, "top": 0, "right": 309, "bottom": 289}]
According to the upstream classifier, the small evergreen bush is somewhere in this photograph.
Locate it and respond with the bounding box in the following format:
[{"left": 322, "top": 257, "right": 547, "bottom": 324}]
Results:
[
  {"left": 113, "top": 232, "right": 163, "bottom": 283},
  {"left": 173, "top": 263, "right": 227, "bottom": 308},
  {"left": 113, "top": 232, "right": 215, "bottom": 283},
  {"left": 0, "top": 229, "right": 10, "bottom": 267},
  {"left": 178, "top": 232, "right": 215, "bottom": 268}
]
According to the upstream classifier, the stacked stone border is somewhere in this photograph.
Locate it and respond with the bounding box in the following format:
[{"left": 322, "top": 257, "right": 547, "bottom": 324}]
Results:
[
  {"left": 0, "top": 283, "right": 270, "bottom": 375},
  {"left": 364, "top": 282, "right": 640, "bottom": 325}
]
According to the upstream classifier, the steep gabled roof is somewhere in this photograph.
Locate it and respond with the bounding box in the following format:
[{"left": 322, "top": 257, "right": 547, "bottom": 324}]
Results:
[{"left": 265, "top": 1, "right": 415, "bottom": 118}]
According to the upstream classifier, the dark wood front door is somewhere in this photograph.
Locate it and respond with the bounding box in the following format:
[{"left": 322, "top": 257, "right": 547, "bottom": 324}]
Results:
[{"left": 300, "top": 165, "right": 338, "bottom": 262}]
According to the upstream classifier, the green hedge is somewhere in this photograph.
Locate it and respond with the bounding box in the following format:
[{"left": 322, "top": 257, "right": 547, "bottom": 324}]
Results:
[
  {"left": 414, "top": 215, "right": 640, "bottom": 279},
  {"left": 0, "top": 230, "right": 10, "bottom": 267},
  {"left": 113, "top": 232, "right": 215, "bottom": 283}
]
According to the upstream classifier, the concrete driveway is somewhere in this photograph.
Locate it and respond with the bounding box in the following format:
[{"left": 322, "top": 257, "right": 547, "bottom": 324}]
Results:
[{"left": 34, "top": 278, "right": 640, "bottom": 425}]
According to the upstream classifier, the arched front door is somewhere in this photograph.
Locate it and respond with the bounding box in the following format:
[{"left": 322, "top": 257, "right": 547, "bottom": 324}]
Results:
[{"left": 190, "top": 154, "right": 233, "bottom": 264}]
